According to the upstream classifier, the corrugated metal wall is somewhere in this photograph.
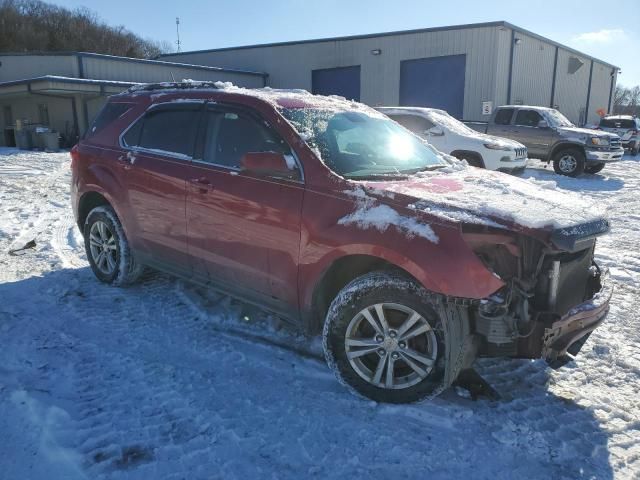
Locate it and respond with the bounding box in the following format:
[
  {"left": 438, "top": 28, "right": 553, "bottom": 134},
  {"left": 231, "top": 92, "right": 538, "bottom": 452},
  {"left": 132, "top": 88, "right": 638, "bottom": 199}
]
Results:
[
  {"left": 553, "top": 49, "right": 592, "bottom": 125},
  {"left": 0, "top": 55, "right": 78, "bottom": 81},
  {"left": 0, "top": 54, "right": 264, "bottom": 88},
  {"left": 509, "top": 32, "right": 556, "bottom": 107},
  {"left": 588, "top": 62, "right": 615, "bottom": 124},
  {"left": 161, "top": 26, "right": 503, "bottom": 121},
  {"left": 80, "top": 56, "right": 264, "bottom": 87}
]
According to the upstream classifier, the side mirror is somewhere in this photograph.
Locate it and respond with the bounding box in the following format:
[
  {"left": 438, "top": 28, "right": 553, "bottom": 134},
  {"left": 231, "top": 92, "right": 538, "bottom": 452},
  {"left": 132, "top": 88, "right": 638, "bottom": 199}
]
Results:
[
  {"left": 239, "top": 152, "right": 300, "bottom": 180},
  {"left": 537, "top": 120, "right": 549, "bottom": 128},
  {"left": 426, "top": 126, "right": 445, "bottom": 136}
]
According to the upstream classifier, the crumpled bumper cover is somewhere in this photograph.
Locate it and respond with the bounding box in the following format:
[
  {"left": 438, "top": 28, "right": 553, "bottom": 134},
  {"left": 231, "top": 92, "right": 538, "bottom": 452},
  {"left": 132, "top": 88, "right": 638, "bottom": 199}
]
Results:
[{"left": 542, "top": 269, "right": 613, "bottom": 365}]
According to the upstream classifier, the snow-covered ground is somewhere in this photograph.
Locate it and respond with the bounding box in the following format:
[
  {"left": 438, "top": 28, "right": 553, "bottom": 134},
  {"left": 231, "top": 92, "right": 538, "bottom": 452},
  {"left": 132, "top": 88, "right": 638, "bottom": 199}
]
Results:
[{"left": 0, "top": 147, "right": 638, "bottom": 479}]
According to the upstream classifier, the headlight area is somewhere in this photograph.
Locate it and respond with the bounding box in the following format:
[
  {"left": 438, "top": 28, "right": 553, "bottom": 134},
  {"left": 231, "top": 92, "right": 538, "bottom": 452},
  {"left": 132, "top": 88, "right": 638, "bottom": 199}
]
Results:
[
  {"left": 461, "top": 229, "right": 548, "bottom": 357},
  {"left": 590, "top": 137, "right": 610, "bottom": 146},
  {"left": 483, "top": 142, "right": 512, "bottom": 151}
]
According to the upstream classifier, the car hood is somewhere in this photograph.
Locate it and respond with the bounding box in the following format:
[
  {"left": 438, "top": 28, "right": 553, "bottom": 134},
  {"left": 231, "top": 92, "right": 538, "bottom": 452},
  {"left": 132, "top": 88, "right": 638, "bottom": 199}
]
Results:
[
  {"left": 557, "top": 126, "right": 619, "bottom": 140},
  {"left": 458, "top": 130, "right": 525, "bottom": 149},
  {"left": 361, "top": 164, "right": 609, "bottom": 247}
]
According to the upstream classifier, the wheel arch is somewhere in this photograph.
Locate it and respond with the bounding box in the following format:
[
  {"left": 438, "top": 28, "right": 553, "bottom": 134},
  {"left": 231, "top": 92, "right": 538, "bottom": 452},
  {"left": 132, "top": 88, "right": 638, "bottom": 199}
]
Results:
[
  {"left": 77, "top": 191, "right": 112, "bottom": 232},
  {"left": 305, "top": 253, "right": 421, "bottom": 335},
  {"left": 549, "top": 142, "right": 585, "bottom": 161},
  {"left": 450, "top": 150, "right": 485, "bottom": 168}
]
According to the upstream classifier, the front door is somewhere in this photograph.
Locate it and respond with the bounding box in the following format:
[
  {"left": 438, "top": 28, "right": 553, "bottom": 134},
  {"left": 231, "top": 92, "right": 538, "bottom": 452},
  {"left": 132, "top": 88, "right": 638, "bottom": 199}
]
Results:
[
  {"left": 512, "top": 109, "right": 553, "bottom": 159},
  {"left": 186, "top": 104, "right": 304, "bottom": 312},
  {"left": 118, "top": 102, "right": 202, "bottom": 272}
]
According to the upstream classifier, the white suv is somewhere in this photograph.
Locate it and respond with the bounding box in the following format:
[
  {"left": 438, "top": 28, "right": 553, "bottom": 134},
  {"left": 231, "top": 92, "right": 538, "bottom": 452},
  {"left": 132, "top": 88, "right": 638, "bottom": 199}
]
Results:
[{"left": 377, "top": 107, "right": 528, "bottom": 172}]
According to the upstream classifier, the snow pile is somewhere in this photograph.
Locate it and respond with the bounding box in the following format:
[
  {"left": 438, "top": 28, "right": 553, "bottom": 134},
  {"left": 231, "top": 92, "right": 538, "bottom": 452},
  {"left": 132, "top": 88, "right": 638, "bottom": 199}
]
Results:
[{"left": 338, "top": 188, "right": 439, "bottom": 242}]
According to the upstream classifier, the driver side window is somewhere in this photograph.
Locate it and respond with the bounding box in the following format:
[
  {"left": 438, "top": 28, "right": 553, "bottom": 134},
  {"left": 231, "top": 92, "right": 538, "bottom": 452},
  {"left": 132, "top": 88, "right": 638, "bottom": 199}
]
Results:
[{"left": 202, "top": 108, "right": 292, "bottom": 168}]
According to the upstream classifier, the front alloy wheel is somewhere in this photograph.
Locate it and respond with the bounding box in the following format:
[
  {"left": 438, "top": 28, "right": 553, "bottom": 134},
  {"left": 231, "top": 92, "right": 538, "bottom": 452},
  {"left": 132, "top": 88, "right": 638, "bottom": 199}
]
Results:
[
  {"left": 345, "top": 303, "right": 438, "bottom": 390},
  {"left": 553, "top": 148, "right": 585, "bottom": 177},
  {"left": 323, "top": 271, "right": 445, "bottom": 403}
]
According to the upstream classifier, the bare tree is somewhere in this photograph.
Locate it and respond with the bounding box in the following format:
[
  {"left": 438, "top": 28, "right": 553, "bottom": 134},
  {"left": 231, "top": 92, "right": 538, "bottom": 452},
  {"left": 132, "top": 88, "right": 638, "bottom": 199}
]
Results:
[{"left": 0, "top": 0, "right": 170, "bottom": 58}]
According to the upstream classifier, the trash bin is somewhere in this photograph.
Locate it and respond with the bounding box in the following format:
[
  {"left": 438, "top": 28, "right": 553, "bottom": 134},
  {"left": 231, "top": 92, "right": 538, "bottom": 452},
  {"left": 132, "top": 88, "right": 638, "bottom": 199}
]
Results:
[
  {"left": 41, "top": 131, "right": 60, "bottom": 151},
  {"left": 14, "top": 128, "right": 32, "bottom": 150}
]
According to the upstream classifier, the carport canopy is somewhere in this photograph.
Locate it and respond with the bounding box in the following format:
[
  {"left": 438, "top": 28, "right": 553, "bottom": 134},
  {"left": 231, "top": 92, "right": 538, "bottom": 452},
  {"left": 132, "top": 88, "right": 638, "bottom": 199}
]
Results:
[{"left": 0, "top": 75, "right": 138, "bottom": 140}]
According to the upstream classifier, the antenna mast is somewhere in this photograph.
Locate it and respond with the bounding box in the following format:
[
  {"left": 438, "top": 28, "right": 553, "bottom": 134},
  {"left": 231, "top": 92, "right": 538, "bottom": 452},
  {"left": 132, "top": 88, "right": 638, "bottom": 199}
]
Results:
[{"left": 175, "top": 17, "right": 181, "bottom": 52}]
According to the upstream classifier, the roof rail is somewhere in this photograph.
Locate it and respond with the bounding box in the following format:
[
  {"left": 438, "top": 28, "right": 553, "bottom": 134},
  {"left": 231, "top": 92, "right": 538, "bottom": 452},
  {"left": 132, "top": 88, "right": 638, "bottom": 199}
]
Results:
[{"left": 125, "top": 81, "right": 221, "bottom": 94}]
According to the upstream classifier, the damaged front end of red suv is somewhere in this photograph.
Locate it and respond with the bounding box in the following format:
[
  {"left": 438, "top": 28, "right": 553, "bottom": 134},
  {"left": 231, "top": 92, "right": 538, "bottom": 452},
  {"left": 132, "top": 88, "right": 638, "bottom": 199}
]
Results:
[{"left": 462, "top": 218, "right": 612, "bottom": 368}]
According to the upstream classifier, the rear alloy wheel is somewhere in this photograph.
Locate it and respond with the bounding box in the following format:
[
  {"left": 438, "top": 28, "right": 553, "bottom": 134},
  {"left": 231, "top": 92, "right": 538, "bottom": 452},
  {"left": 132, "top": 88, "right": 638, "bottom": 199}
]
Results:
[
  {"left": 553, "top": 148, "right": 585, "bottom": 177},
  {"left": 585, "top": 163, "right": 605, "bottom": 174},
  {"left": 323, "top": 272, "right": 445, "bottom": 403},
  {"left": 84, "top": 206, "right": 144, "bottom": 286}
]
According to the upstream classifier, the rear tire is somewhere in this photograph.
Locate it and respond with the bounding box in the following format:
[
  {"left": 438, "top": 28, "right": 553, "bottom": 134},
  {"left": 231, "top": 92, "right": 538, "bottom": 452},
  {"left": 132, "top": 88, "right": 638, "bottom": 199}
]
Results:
[
  {"left": 585, "top": 163, "right": 605, "bottom": 174},
  {"left": 632, "top": 145, "right": 639, "bottom": 157},
  {"left": 323, "top": 271, "right": 446, "bottom": 403},
  {"left": 553, "top": 148, "right": 585, "bottom": 177},
  {"left": 84, "top": 206, "right": 144, "bottom": 286}
]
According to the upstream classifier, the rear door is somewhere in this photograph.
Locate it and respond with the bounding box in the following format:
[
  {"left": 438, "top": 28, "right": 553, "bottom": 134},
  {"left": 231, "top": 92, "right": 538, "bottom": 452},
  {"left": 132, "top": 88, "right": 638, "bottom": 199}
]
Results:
[
  {"left": 487, "top": 108, "right": 516, "bottom": 137},
  {"left": 119, "top": 102, "right": 202, "bottom": 273},
  {"left": 186, "top": 104, "right": 305, "bottom": 313}
]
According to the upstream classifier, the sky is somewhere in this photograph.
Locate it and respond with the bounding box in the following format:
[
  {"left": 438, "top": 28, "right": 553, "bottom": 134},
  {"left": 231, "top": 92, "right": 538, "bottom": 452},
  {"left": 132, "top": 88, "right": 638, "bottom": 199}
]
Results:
[{"left": 57, "top": 0, "right": 640, "bottom": 86}]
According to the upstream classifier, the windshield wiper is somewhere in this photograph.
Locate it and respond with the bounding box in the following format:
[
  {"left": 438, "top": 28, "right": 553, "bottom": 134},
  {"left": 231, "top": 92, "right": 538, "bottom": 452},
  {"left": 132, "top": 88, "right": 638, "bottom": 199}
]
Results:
[
  {"left": 343, "top": 172, "right": 410, "bottom": 180},
  {"left": 399, "top": 165, "right": 446, "bottom": 174}
]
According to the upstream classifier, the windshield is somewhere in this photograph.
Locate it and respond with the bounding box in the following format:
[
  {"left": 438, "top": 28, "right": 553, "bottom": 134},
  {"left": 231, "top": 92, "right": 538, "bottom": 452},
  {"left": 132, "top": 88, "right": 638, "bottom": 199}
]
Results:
[
  {"left": 546, "top": 109, "right": 574, "bottom": 128},
  {"left": 280, "top": 108, "right": 447, "bottom": 178}
]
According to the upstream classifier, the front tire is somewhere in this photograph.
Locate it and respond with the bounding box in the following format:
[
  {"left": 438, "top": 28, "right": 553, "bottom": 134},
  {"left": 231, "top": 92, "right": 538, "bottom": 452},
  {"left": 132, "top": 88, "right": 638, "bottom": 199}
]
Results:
[
  {"left": 553, "top": 148, "right": 585, "bottom": 177},
  {"left": 585, "top": 163, "right": 605, "bottom": 174},
  {"left": 84, "top": 206, "right": 144, "bottom": 286},
  {"left": 323, "top": 271, "right": 446, "bottom": 403}
]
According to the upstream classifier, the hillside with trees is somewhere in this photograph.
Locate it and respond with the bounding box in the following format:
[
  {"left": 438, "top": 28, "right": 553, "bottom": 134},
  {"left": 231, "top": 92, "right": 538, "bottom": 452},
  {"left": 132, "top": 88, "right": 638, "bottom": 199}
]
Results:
[{"left": 0, "top": 0, "right": 170, "bottom": 58}]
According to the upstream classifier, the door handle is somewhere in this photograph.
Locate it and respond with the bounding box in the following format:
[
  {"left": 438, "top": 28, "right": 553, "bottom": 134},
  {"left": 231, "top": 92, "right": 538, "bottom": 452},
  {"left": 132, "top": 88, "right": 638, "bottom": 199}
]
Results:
[
  {"left": 117, "top": 152, "right": 136, "bottom": 170},
  {"left": 189, "top": 177, "right": 214, "bottom": 194}
]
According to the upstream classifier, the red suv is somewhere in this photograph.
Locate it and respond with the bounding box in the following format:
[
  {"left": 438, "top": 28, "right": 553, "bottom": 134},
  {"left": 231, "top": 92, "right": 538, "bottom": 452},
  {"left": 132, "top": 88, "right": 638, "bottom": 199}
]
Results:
[{"left": 71, "top": 82, "right": 612, "bottom": 403}]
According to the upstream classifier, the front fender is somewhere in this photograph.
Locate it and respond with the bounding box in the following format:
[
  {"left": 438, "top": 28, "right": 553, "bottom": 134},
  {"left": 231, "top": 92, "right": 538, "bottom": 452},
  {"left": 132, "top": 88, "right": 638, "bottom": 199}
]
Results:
[{"left": 298, "top": 222, "right": 505, "bottom": 314}]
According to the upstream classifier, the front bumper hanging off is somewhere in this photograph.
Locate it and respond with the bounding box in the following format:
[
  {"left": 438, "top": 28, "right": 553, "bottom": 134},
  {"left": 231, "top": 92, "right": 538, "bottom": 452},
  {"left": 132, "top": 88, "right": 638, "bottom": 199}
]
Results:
[{"left": 542, "top": 269, "right": 613, "bottom": 367}]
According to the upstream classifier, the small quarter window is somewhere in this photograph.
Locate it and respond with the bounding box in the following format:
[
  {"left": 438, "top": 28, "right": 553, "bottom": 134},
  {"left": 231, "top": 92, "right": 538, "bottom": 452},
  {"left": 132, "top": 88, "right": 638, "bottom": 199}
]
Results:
[{"left": 87, "top": 102, "right": 132, "bottom": 138}]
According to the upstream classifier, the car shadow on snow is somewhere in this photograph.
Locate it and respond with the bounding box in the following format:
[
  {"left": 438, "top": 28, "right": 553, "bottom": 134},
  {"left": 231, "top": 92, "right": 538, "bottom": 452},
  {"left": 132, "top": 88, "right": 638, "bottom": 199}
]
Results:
[
  {"left": 517, "top": 165, "right": 625, "bottom": 192},
  {"left": 0, "top": 267, "right": 616, "bottom": 479}
]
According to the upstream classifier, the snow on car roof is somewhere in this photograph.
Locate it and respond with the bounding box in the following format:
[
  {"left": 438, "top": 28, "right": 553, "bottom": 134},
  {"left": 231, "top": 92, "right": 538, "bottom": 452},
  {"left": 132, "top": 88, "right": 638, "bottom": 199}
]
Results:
[{"left": 121, "top": 80, "right": 383, "bottom": 116}]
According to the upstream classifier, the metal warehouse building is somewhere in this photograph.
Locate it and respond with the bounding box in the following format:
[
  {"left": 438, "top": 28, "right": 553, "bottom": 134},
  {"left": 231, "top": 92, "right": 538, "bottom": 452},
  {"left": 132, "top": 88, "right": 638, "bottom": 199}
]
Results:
[
  {"left": 160, "top": 21, "right": 618, "bottom": 126},
  {"left": 0, "top": 52, "right": 266, "bottom": 147}
]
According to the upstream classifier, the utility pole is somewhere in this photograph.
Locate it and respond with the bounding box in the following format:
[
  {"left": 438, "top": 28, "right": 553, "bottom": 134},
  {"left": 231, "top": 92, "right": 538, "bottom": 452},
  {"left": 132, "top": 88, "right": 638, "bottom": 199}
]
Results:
[{"left": 175, "top": 17, "right": 181, "bottom": 52}]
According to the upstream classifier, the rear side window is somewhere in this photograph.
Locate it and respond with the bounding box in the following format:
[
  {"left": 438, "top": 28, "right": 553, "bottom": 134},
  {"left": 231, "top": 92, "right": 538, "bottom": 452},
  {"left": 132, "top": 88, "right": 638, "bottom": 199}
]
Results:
[
  {"left": 389, "top": 114, "right": 434, "bottom": 133},
  {"left": 494, "top": 108, "right": 514, "bottom": 125},
  {"left": 514, "top": 109, "right": 543, "bottom": 127},
  {"left": 124, "top": 106, "right": 200, "bottom": 158},
  {"left": 86, "top": 102, "right": 132, "bottom": 138}
]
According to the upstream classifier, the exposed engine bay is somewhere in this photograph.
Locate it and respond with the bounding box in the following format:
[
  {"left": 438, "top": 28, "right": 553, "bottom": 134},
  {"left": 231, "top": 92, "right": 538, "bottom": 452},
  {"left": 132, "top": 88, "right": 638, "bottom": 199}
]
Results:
[{"left": 464, "top": 229, "right": 609, "bottom": 363}]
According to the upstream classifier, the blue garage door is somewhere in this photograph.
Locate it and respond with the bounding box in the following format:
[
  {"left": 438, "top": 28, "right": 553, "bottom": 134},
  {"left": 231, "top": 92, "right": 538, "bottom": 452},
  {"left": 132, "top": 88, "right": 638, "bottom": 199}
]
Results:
[
  {"left": 312, "top": 66, "right": 361, "bottom": 101},
  {"left": 399, "top": 55, "right": 466, "bottom": 118}
]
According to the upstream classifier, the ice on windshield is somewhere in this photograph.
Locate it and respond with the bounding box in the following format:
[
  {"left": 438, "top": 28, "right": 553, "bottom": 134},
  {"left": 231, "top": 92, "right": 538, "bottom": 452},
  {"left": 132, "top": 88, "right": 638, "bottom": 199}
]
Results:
[{"left": 280, "top": 108, "right": 448, "bottom": 178}]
